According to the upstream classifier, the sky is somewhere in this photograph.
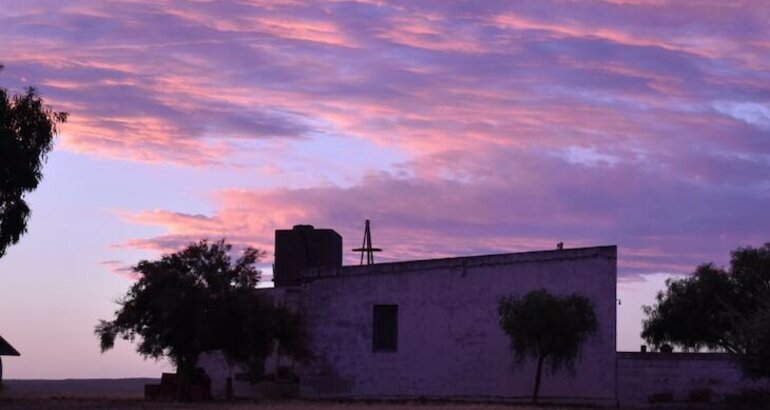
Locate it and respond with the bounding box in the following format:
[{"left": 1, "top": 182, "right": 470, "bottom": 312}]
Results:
[{"left": 1, "top": 0, "right": 769, "bottom": 379}]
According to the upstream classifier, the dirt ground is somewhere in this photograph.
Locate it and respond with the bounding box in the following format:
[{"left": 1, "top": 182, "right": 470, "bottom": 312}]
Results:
[
  {"left": 0, "top": 380, "right": 676, "bottom": 410},
  {"left": 0, "top": 399, "right": 571, "bottom": 410},
  {"left": 0, "top": 380, "right": 591, "bottom": 409}
]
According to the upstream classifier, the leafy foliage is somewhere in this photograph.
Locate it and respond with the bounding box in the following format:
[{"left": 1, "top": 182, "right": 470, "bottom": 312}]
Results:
[
  {"left": 641, "top": 264, "right": 739, "bottom": 352},
  {"left": 212, "top": 287, "right": 278, "bottom": 365},
  {"left": 739, "top": 303, "right": 770, "bottom": 378},
  {"left": 95, "top": 240, "right": 264, "bottom": 361},
  {"left": 642, "top": 243, "right": 770, "bottom": 377},
  {"left": 273, "top": 306, "right": 311, "bottom": 362},
  {"left": 498, "top": 289, "right": 597, "bottom": 402},
  {"left": 0, "top": 65, "right": 67, "bottom": 257},
  {"left": 95, "top": 239, "right": 304, "bottom": 400}
]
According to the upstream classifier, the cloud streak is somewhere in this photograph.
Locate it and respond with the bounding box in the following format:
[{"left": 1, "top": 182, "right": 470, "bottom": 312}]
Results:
[
  {"left": 120, "top": 147, "right": 770, "bottom": 277},
  {"left": 3, "top": 0, "right": 769, "bottom": 278}
]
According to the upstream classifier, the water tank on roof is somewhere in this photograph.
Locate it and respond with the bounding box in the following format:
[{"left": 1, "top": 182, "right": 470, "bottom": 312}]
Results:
[{"left": 273, "top": 225, "right": 342, "bottom": 287}]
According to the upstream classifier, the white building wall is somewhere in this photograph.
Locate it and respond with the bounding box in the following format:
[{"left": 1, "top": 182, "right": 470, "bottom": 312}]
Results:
[{"left": 299, "top": 246, "right": 617, "bottom": 405}]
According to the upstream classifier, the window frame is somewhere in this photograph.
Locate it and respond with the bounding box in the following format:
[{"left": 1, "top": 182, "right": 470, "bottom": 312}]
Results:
[{"left": 372, "top": 304, "right": 398, "bottom": 353}]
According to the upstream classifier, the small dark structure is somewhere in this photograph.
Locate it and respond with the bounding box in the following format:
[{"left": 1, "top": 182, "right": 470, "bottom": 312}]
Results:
[
  {"left": 0, "top": 334, "right": 20, "bottom": 384},
  {"left": 273, "top": 224, "right": 342, "bottom": 286},
  {"left": 145, "top": 369, "right": 212, "bottom": 401}
]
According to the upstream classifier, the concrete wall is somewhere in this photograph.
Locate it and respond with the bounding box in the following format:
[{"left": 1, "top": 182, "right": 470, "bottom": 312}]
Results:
[
  {"left": 617, "top": 352, "right": 770, "bottom": 407},
  {"left": 299, "top": 246, "right": 617, "bottom": 405}
]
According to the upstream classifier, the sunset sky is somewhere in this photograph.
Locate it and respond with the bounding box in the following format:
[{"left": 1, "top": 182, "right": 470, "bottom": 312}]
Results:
[{"left": 1, "top": 0, "right": 769, "bottom": 379}]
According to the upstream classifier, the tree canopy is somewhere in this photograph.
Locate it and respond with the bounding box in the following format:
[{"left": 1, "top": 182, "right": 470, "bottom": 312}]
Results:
[
  {"left": 95, "top": 239, "right": 303, "bottom": 400},
  {"left": 498, "top": 289, "right": 597, "bottom": 403},
  {"left": 0, "top": 65, "right": 67, "bottom": 258},
  {"left": 642, "top": 243, "right": 770, "bottom": 378}
]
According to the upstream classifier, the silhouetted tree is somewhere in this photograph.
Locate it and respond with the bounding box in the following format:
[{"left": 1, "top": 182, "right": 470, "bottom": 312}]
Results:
[
  {"left": 0, "top": 64, "right": 67, "bottom": 258},
  {"left": 95, "top": 239, "right": 279, "bottom": 401},
  {"left": 212, "top": 295, "right": 310, "bottom": 399},
  {"left": 212, "top": 287, "right": 276, "bottom": 400},
  {"left": 498, "top": 289, "right": 598, "bottom": 403},
  {"left": 642, "top": 243, "right": 770, "bottom": 378},
  {"left": 641, "top": 264, "right": 738, "bottom": 353}
]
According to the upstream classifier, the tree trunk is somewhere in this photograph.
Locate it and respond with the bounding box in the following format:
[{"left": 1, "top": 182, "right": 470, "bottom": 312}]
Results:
[
  {"left": 176, "top": 357, "right": 196, "bottom": 402},
  {"left": 532, "top": 355, "right": 545, "bottom": 404},
  {"left": 225, "top": 376, "right": 233, "bottom": 401},
  {"left": 225, "top": 360, "right": 234, "bottom": 401},
  {"left": 275, "top": 342, "right": 282, "bottom": 379}
]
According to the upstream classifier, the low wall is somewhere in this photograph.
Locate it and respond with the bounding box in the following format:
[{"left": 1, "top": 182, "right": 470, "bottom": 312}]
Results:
[{"left": 617, "top": 352, "right": 770, "bottom": 407}]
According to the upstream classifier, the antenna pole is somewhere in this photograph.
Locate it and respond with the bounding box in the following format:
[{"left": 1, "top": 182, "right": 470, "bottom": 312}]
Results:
[{"left": 352, "top": 219, "right": 383, "bottom": 265}]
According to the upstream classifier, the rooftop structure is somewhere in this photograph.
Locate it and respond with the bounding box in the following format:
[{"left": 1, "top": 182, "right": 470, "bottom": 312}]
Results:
[
  {"left": 0, "top": 334, "right": 19, "bottom": 357},
  {"left": 0, "top": 334, "right": 19, "bottom": 383}
]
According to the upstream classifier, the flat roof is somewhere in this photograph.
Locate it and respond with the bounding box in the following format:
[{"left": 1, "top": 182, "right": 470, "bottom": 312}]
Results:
[
  {"left": 302, "top": 245, "right": 616, "bottom": 280},
  {"left": 0, "top": 334, "right": 20, "bottom": 356}
]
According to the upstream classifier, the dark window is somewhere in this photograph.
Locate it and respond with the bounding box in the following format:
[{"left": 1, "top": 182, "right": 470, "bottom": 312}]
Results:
[{"left": 372, "top": 304, "right": 398, "bottom": 352}]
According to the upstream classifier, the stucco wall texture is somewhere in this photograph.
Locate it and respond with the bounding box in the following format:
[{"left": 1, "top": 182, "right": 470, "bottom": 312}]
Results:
[
  {"left": 617, "top": 352, "right": 770, "bottom": 407},
  {"left": 298, "top": 246, "right": 617, "bottom": 405}
]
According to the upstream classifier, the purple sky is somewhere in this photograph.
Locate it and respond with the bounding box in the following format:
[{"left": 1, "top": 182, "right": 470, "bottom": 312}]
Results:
[{"left": 1, "top": 0, "right": 769, "bottom": 379}]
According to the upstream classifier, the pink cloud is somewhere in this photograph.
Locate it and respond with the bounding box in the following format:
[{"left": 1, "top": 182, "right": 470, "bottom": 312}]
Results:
[
  {"left": 118, "top": 143, "right": 770, "bottom": 277},
  {"left": 99, "top": 260, "right": 140, "bottom": 281},
  {"left": 3, "top": 0, "right": 768, "bottom": 279},
  {"left": 3, "top": 0, "right": 768, "bottom": 169},
  {"left": 376, "top": 14, "right": 487, "bottom": 53}
]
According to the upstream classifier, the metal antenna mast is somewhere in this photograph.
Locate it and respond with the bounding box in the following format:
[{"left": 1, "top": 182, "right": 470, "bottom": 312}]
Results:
[{"left": 352, "top": 219, "right": 382, "bottom": 265}]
